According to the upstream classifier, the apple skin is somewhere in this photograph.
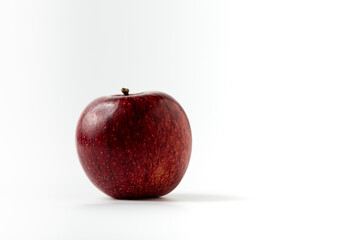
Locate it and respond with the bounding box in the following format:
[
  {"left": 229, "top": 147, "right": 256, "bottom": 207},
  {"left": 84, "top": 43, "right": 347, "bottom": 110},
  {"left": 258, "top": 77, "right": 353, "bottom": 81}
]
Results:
[{"left": 76, "top": 91, "right": 192, "bottom": 199}]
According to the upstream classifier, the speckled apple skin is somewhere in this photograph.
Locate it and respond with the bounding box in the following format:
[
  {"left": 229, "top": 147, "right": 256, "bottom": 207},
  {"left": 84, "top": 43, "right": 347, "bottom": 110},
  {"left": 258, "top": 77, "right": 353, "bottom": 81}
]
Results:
[{"left": 76, "top": 92, "right": 192, "bottom": 199}]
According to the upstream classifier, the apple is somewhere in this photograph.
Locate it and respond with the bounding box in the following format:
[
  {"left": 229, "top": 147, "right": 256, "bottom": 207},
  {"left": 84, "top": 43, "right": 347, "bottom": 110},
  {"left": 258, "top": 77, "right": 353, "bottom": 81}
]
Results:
[{"left": 76, "top": 88, "right": 192, "bottom": 199}]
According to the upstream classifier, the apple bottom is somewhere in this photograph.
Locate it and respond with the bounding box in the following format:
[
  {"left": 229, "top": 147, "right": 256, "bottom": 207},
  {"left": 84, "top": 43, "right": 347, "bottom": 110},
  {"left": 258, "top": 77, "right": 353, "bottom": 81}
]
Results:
[{"left": 80, "top": 156, "right": 189, "bottom": 199}]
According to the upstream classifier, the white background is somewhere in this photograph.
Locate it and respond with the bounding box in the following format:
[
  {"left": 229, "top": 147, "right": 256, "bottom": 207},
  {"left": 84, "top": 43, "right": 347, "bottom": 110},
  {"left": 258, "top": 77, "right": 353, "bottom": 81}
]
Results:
[{"left": 1, "top": 0, "right": 360, "bottom": 239}]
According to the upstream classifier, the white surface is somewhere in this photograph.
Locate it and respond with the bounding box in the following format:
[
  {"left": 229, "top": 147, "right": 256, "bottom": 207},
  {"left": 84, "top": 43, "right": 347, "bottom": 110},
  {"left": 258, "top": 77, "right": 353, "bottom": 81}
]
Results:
[{"left": 1, "top": 0, "right": 360, "bottom": 239}]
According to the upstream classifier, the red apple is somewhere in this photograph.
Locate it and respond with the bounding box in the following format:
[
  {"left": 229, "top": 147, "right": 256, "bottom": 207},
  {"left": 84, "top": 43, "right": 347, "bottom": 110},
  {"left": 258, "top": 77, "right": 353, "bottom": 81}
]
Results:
[{"left": 76, "top": 88, "right": 192, "bottom": 199}]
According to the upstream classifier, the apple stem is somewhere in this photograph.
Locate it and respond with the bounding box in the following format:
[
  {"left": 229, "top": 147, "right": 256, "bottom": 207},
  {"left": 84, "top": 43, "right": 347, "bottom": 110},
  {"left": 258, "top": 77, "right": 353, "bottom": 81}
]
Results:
[{"left": 121, "top": 88, "right": 129, "bottom": 96}]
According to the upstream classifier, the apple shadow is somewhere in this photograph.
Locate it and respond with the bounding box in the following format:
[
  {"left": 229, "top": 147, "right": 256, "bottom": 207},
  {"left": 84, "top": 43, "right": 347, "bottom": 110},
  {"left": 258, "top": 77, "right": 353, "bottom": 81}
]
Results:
[
  {"left": 99, "top": 193, "right": 246, "bottom": 203},
  {"left": 162, "top": 193, "right": 246, "bottom": 202},
  {"left": 79, "top": 193, "right": 246, "bottom": 210}
]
